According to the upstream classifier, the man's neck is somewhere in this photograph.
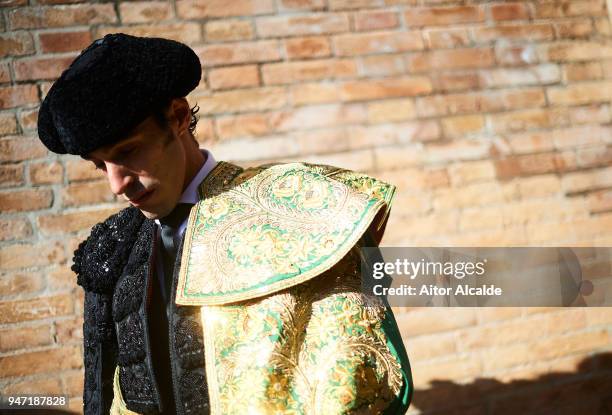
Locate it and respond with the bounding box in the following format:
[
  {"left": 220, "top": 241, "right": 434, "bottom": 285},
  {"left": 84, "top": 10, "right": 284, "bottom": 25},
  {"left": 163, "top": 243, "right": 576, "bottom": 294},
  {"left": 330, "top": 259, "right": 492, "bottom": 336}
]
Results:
[{"left": 182, "top": 143, "right": 206, "bottom": 193}]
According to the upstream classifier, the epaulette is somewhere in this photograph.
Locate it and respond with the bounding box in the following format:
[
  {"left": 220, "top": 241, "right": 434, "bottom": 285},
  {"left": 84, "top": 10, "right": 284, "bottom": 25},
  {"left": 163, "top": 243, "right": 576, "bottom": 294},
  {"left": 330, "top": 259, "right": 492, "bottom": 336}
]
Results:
[{"left": 72, "top": 206, "right": 146, "bottom": 294}]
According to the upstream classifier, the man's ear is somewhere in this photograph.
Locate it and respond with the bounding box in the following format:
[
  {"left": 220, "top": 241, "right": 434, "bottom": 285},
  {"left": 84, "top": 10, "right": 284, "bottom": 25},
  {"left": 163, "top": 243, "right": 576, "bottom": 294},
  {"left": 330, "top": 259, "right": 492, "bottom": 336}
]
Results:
[{"left": 168, "top": 97, "right": 191, "bottom": 136}]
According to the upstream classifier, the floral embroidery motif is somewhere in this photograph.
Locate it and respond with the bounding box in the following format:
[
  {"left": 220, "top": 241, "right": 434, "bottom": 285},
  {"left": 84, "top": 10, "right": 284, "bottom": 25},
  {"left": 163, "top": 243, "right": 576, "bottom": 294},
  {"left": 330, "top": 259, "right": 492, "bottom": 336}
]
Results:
[
  {"left": 200, "top": 249, "right": 403, "bottom": 414},
  {"left": 176, "top": 162, "right": 396, "bottom": 305}
]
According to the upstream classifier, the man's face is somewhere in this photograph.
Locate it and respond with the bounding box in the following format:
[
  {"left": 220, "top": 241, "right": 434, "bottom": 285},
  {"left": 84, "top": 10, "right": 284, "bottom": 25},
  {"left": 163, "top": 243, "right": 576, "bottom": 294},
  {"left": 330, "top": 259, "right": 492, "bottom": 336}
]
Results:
[{"left": 85, "top": 115, "right": 187, "bottom": 219}]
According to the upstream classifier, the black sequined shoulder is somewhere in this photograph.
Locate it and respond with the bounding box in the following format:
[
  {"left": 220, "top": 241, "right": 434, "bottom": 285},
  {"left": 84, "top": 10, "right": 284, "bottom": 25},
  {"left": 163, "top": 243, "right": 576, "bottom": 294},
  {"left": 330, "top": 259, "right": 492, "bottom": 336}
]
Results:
[{"left": 73, "top": 206, "right": 145, "bottom": 295}]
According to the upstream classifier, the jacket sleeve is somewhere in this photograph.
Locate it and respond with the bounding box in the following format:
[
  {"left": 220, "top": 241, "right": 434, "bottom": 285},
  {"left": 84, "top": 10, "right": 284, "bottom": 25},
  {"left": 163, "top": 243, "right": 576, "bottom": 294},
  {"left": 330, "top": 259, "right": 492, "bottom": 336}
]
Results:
[
  {"left": 82, "top": 290, "right": 118, "bottom": 415},
  {"left": 73, "top": 207, "right": 144, "bottom": 414}
]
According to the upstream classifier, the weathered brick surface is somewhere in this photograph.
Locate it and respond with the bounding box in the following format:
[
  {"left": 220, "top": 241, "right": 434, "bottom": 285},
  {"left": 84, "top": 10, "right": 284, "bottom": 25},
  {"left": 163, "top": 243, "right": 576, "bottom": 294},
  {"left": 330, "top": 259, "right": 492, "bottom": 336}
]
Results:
[
  {"left": 39, "top": 30, "right": 92, "bottom": 53},
  {"left": 1, "top": 1, "right": 612, "bottom": 411}
]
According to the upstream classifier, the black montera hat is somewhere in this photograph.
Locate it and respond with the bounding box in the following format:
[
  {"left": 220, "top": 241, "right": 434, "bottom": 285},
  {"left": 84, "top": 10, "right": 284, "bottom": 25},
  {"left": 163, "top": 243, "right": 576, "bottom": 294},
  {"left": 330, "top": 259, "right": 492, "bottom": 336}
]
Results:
[{"left": 37, "top": 33, "right": 202, "bottom": 156}]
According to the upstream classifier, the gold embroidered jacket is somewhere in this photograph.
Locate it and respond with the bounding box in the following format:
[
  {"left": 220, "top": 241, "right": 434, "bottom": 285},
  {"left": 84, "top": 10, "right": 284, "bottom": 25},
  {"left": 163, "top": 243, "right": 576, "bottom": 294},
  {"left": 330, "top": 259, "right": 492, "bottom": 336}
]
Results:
[{"left": 112, "top": 161, "right": 413, "bottom": 414}]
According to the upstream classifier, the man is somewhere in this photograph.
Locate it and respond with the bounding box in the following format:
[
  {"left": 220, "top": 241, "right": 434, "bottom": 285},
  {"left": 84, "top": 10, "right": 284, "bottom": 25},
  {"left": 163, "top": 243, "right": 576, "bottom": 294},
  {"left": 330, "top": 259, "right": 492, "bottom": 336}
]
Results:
[{"left": 37, "top": 33, "right": 413, "bottom": 415}]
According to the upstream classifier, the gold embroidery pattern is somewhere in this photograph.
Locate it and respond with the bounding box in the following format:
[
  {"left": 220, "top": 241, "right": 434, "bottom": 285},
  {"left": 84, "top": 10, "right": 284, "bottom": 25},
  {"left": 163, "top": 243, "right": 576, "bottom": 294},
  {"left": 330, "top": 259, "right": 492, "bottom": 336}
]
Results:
[
  {"left": 201, "top": 249, "right": 403, "bottom": 415},
  {"left": 177, "top": 162, "right": 395, "bottom": 305}
]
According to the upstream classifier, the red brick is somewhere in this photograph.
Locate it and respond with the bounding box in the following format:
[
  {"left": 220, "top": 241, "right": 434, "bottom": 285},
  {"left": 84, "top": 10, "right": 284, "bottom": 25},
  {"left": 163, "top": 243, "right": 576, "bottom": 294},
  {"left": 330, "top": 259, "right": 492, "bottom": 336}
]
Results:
[
  {"left": 37, "top": 0, "right": 90, "bottom": 3},
  {"left": 285, "top": 36, "right": 331, "bottom": 59},
  {"left": 2, "top": 378, "right": 62, "bottom": 396},
  {"left": 48, "top": 266, "right": 76, "bottom": 291},
  {"left": 0, "top": 345, "right": 82, "bottom": 377},
  {"left": 489, "top": 108, "right": 569, "bottom": 134},
  {"left": 119, "top": 1, "right": 172, "bottom": 23},
  {"left": 177, "top": 0, "right": 274, "bottom": 18},
  {"left": 472, "top": 23, "right": 554, "bottom": 43},
  {"left": 576, "top": 145, "right": 612, "bottom": 168},
  {"left": 256, "top": 13, "right": 350, "bottom": 38},
  {"left": 431, "top": 71, "right": 480, "bottom": 93},
  {"left": 495, "top": 152, "right": 577, "bottom": 180},
  {"left": 359, "top": 54, "right": 404, "bottom": 77},
  {"left": 500, "top": 88, "right": 547, "bottom": 110},
  {"left": 37, "top": 207, "right": 119, "bottom": 235},
  {"left": 406, "top": 47, "right": 495, "bottom": 73},
  {"left": 479, "top": 64, "right": 561, "bottom": 88},
  {"left": 329, "top": 0, "right": 401, "bottom": 10},
  {"left": 334, "top": 31, "right": 423, "bottom": 56},
  {"left": 535, "top": 0, "right": 607, "bottom": 18},
  {"left": 95, "top": 22, "right": 201, "bottom": 45},
  {"left": 0, "top": 62, "right": 10, "bottom": 83},
  {"left": 489, "top": 2, "right": 531, "bottom": 21},
  {"left": 553, "top": 125, "right": 610, "bottom": 149},
  {"left": 18, "top": 107, "right": 39, "bottom": 131},
  {"left": 295, "top": 127, "right": 349, "bottom": 155},
  {"left": 541, "top": 41, "right": 612, "bottom": 63},
  {"left": 0, "top": 217, "right": 32, "bottom": 241},
  {"left": 8, "top": 5, "right": 117, "bottom": 30},
  {"left": 0, "top": 189, "right": 53, "bottom": 213},
  {"left": 340, "top": 76, "right": 432, "bottom": 102},
  {"left": 555, "top": 18, "right": 595, "bottom": 39},
  {"left": 353, "top": 10, "right": 399, "bottom": 31},
  {"left": 205, "top": 19, "right": 254, "bottom": 42},
  {"left": 425, "top": 28, "right": 470, "bottom": 49},
  {"left": 441, "top": 114, "right": 486, "bottom": 138},
  {"left": 30, "top": 160, "right": 64, "bottom": 184},
  {"left": 569, "top": 104, "right": 611, "bottom": 124},
  {"left": 39, "top": 30, "right": 92, "bottom": 53},
  {"left": 0, "top": 0, "right": 27, "bottom": 5},
  {"left": 594, "top": 15, "right": 611, "bottom": 35},
  {"left": 208, "top": 65, "right": 260, "bottom": 90},
  {"left": 278, "top": 0, "right": 325, "bottom": 10},
  {"left": 0, "top": 32, "right": 35, "bottom": 58},
  {"left": 0, "top": 291, "right": 73, "bottom": 324},
  {"left": 417, "top": 88, "right": 545, "bottom": 117},
  {"left": 262, "top": 59, "right": 357, "bottom": 84},
  {"left": 55, "top": 316, "right": 83, "bottom": 344},
  {"left": 564, "top": 61, "right": 603, "bottom": 81},
  {"left": 193, "top": 87, "right": 287, "bottom": 114},
  {"left": 66, "top": 158, "right": 104, "bottom": 182},
  {"left": 61, "top": 180, "right": 115, "bottom": 207},
  {"left": 62, "top": 370, "right": 84, "bottom": 397},
  {"left": 404, "top": 5, "right": 485, "bottom": 27},
  {"left": 0, "top": 271, "right": 44, "bottom": 296},
  {"left": 290, "top": 82, "right": 339, "bottom": 105},
  {"left": 506, "top": 131, "right": 556, "bottom": 155},
  {"left": 0, "top": 112, "right": 18, "bottom": 136},
  {"left": 547, "top": 81, "right": 612, "bottom": 105},
  {"left": 348, "top": 121, "right": 440, "bottom": 149},
  {"left": 0, "top": 164, "right": 25, "bottom": 188},
  {"left": 0, "top": 85, "right": 39, "bottom": 109},
  {"left": 589, "top": 189, "right": 612, "bottom": 213},
  {"left": 266, "top": 104, "right": 365, "bottom": 132},
  {"left": 196, "top": 40, "right": 281, "bottom": 67},
  {"left": 366, "top": 98, "right": 417, "bottom": 123},
  {"left": 0, "top": 324, "right": 53, "bottom": 352},
  {"left": 194, "top": 118, "right": 215, "bottom": 144},
  {"left": 13, "top": 55, "right": 76, "bottom": 81},
  {"left": 495, "top": 43, "right": 539, "bottom": 66},
  {"left": 561, "top": 166, "right": 612, "bottom": 194}
]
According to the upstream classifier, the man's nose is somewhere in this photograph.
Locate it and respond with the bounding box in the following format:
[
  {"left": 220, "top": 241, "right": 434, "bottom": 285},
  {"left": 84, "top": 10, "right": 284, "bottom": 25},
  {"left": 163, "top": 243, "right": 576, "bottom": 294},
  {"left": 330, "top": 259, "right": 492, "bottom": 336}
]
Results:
[{"left": 106, "top": 163, "right": 133, "bottom": 196}]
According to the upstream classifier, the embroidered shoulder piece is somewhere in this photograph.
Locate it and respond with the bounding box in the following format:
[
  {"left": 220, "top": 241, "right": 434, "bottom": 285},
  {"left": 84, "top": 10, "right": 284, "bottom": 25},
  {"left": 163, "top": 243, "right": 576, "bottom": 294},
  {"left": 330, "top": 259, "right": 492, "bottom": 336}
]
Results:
[
  {"left": 176, "top": 161, "right": 396, "bottom": 306},
  {"left": 73, "top": 206, "right": 145, "bottom": 294}
]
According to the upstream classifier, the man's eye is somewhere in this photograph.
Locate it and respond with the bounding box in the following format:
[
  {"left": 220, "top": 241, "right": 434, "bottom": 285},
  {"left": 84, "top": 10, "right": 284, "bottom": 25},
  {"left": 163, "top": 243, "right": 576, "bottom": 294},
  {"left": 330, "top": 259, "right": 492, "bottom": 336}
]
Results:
[{"left": 93, "top": 162, "right": 105, "bottom": 171}]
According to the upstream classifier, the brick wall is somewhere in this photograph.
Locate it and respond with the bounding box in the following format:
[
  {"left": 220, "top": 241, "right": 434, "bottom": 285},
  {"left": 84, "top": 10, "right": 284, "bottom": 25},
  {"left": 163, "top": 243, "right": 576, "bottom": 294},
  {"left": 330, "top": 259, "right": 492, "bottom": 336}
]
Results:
[{"left": 0, "top": 1, "right": 611, "bottom": 414}]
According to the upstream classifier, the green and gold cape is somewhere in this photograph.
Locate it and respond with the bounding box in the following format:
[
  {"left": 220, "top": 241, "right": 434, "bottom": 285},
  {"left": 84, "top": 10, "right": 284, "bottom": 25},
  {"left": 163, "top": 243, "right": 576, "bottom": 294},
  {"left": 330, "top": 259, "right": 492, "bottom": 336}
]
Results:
[{"left": 112, "top": 161, "right": 413, "bottom": 414}]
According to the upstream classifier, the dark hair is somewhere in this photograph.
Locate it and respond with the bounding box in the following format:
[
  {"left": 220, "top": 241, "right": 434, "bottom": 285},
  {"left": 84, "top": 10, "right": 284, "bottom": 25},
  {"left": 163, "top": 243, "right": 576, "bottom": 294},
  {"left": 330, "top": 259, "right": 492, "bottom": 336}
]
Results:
[{"left": 151, "top": 99, "right": 200, "bottom": 141}]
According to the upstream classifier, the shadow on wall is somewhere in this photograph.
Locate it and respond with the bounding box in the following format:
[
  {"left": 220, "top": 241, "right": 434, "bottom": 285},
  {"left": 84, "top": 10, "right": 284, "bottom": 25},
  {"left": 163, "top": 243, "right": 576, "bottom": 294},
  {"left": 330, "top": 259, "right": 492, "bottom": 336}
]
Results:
[{"left": 410, "top": 352, "right": 612, "bottom": 415}]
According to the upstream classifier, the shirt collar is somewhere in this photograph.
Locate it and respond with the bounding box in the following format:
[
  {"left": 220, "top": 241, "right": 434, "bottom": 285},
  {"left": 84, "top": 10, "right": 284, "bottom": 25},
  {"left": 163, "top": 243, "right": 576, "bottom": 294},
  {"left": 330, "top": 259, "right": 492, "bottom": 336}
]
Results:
[
  {"left": 154, "top": 149, "right": 217, "bottom": 226},
  {"left": 178, "top": 148, "right": 217, "bottom": 204}
]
